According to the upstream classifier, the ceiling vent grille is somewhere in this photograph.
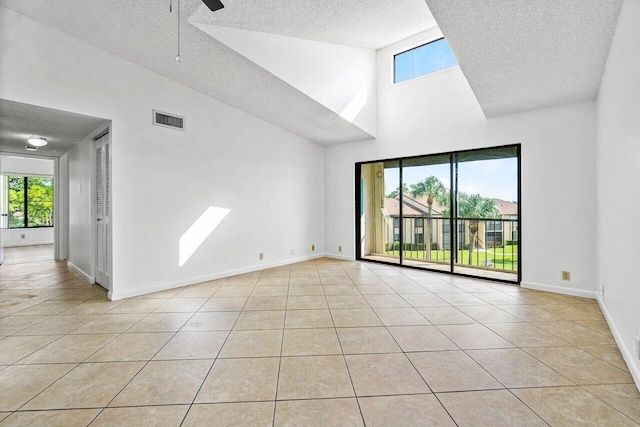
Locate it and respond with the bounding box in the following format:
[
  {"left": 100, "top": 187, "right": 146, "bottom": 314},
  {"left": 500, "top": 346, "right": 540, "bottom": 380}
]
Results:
[{"left": 153, "top": 110, "right": 185, "bottom": 130}]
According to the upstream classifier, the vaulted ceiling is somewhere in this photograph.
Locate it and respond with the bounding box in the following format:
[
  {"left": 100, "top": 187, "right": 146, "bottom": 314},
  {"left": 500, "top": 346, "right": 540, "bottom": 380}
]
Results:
[
  {"left": 425, "top": 0, "right": 623, "bottom": 117},
  {"left": 0, "top": 0, "right": 435, "bottom": 145},
  {"left": 0, "top": 0, "right": 624, "bottom": 144}
]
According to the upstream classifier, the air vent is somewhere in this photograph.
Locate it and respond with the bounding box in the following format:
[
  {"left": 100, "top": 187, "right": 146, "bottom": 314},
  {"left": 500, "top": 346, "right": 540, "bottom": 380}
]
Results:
[{"left": 153, "top": 110, "right": 185, "bottom": 130}]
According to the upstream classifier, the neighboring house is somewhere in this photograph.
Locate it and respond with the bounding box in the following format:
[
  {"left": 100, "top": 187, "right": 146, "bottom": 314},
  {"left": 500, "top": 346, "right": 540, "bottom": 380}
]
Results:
[
  {"left": 383, "top": 195, "right": 518, "bottom": 251},
  {"left": 489, "top": 199, "right": 519, "bottom": 247},
  {"left": 383, "top": 195, "right": 446, "bottom": 249}
]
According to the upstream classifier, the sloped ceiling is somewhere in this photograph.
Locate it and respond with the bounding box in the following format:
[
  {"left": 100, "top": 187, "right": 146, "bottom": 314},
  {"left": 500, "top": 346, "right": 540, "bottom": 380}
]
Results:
[
  {"left": 0, "top": 0, "right": 435, "bottom": 145},
  {"left": 190, "top": 0, "right": 435, "bottom": 49},
  {"left": 425, "top": 0, "right": 624, "bottom": 117}
]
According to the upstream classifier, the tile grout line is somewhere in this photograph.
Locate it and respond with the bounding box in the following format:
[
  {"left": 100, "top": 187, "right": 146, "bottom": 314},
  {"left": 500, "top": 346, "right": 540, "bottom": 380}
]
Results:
[
  {"left": 321, "top": 262, "right": 367, "bottom": 427},
  {"left": 178, "top": 275, "right": 255, "bottom": 426},
  {"left": 270, "top": 265, "right": 291, "bottom": 427},
  {"left": 85, "top": 303, "right": 209, "bottom": 425}
]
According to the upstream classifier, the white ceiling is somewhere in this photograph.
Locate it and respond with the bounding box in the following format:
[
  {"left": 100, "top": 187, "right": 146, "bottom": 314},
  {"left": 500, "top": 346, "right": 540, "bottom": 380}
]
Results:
[
  {"left": 190, "top": 0, "right": 436, "bottom": 49},
  {"left": 2, "top": 1, "right": 621, "bottom": 134},
  {"left": 0, "top": 99, "right": 109, "bottom": 157},
  {"left": 0, "top": 0, "right": 435, "bottom": 145},
  {"left": 425, "top": 0, "right": 624, "bottom": 117}
]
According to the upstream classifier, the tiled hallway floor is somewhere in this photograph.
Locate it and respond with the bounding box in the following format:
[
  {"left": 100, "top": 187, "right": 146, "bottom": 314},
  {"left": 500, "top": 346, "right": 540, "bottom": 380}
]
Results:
[{"left": 0, "top": 257, "right": 638, "bottom": 426}]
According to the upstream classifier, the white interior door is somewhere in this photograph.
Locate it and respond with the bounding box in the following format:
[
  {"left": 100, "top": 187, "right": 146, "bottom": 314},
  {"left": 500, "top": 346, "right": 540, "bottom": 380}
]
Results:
[{"left": 95, "top": 133, "right": 111, "bottom": 288}]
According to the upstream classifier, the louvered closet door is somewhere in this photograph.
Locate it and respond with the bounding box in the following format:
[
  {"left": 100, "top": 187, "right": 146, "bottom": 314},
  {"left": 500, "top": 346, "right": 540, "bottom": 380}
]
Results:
[{"left": 95, "top": 133, "right": 111, "bottom": 289}]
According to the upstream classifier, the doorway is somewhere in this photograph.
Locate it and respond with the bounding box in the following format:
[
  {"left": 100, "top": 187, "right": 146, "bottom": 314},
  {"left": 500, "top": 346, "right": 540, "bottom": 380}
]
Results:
[{"left": 0, "top": 155, "right": 56, "bottom": 265}]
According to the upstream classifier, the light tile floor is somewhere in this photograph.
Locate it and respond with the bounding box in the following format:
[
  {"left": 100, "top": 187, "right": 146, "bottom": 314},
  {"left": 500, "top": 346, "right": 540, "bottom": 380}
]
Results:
[{"left": 0, "top": 257, "right": 639, "bottom": 426}]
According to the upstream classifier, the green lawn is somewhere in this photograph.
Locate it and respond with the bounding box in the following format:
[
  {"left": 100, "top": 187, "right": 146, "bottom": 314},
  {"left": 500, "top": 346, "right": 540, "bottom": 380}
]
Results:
[{"left": 384, "top": 245, "right": 518, "bottom": 271}]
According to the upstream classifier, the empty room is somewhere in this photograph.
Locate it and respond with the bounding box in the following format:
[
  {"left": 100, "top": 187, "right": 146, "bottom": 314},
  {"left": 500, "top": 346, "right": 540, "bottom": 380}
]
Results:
[{"left": 0, "top": 0, "right": 638, "bottom": 425}]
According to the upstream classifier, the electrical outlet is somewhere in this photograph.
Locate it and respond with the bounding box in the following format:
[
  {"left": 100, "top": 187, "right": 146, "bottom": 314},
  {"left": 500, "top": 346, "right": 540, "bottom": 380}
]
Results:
[
  {"left": 259, "top": 253, "right": 263, "bottom": 260},
  {"left": 21, "top": 234, "right": 25, "bottom": 239},
  {"left": 338, "top": 245, "right": 342, "bottom": 252},
  {"left": 562, "top": 271, "right": 570, "bottom": 281},
  {"left": 311, "top": 244, "right": 315, "bottom": 251}
]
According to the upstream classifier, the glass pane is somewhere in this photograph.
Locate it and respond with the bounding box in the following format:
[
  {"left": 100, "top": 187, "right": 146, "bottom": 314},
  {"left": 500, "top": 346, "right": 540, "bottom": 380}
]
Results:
[
  {"left": 8, "top": 176, "right": 25, "bottom": 228},
  {"left": 454, "top": 149, "right": 518, "bottom": 281},
  {"left": 27, "top": 177, "right": 54, "bottom": 227},
  {"left": 400, "top": 155, "right": 451, "bottom": 272},
  {"left": 359, "top": 162, "right": 400, "bottom": 264},
  {"left": 394, "top": 38, "right": 458, "bottom": 83}
]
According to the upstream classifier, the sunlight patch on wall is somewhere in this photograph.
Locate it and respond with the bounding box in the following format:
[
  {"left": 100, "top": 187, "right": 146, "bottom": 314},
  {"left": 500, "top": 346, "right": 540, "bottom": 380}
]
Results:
[
  {"left": 179, "top": 206, "right": 230, "bottom": 266},
  {"left": 340, "top": 84, "right": 368, "bottom": 123}
]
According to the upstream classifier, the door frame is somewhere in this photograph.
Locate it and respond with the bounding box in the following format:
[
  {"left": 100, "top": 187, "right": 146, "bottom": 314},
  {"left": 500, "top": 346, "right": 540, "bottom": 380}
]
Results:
[{"left": 0, "top": 151, "right": 61, "bottom": 260}]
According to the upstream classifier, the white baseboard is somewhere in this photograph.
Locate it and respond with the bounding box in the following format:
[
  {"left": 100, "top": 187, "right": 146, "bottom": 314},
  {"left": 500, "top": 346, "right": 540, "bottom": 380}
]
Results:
[
  {"left": 521, "top": 281, "right": 596, "bottom": 299},
  {"left": 67, "top": 261, "right": 94, "bottom": 284},
  {"left": 109, "top": 253, "right": 326, "bottom": 301},
  {"left": 324, "top": 253, "right": 354, "bottom": 261},
  {"left": 596, "top": 295, "right": 640, "bottom": 391},
  {"left": 2, "top": 240, "right": 54, "bottom": 248}
]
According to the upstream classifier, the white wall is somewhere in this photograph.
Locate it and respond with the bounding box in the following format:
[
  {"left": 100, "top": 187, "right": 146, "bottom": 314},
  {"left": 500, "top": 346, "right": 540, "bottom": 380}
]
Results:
[
  {"left": 193, "top": 24, "right": 377, "bottom": 136},
  {"left": 597, "top": 0, "right": 640, "bottom": 387},
  {"left": 1, "top": 228, "right": 54, "bottom": 247},
  {"left": 325, "top": 28, "right": 598, "bottom": 297},
  {"left": 0, "top": 155, "right": 55, "bottom": 247},
  {"left": 0, "top": 155, "right": 54, "bottom": 176},
  {"left": 67, "top": 139, "right": 94, "bottom": 281},
  {"left": 0, "top": 6, "right": 325, "bottom": 299}
]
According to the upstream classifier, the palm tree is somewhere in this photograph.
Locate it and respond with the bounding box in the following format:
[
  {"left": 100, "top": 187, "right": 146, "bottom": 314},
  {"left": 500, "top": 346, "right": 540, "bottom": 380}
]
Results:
[
  {"left": 386, "top": 183, "right": 408, "bottom": 199},
  {"left": 409, "top": 176, "right": 448, "bottom": 260},
  {"left": 457, "top": 193, "right": 499, "bottom": 264}
]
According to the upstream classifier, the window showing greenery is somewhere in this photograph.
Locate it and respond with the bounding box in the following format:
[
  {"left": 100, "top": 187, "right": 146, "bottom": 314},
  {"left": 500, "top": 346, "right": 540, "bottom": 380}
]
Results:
[
  {"left": 356, "top": 145, "right": 520, "bottom": 283},
  {"left": 394, "top": 38, "right": 458, "bottom": 83},
  {"left": 7, "top": 176, "right": 54, "bottom": 228}
]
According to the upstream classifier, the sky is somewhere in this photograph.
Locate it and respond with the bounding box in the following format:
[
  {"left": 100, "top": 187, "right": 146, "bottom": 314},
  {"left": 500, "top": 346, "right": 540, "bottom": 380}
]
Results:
[
  {"left": 395, "top": 38, "right": 458, "bottom": 83},
  {"left": 384, "top": 158, "right": 518, "bottom": 202}
]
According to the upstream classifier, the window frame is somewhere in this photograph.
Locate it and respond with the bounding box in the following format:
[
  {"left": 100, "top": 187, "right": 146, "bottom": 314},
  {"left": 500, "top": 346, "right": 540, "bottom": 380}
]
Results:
[
  {"left": 393, "top": 37, "right": 458, "bottom": 84},
  {"left": 355, "top": 144, "right": 521, "bottom": 284},
  {"left": 6, "top": 175, "right": 55, "bottom": 229}
]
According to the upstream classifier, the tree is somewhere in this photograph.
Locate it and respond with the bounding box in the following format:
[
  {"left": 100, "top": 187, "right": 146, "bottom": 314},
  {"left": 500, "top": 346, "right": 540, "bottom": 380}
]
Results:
[
  {"left": 386, "top": 183, "right": 408, "bottom": 199},
  {"left": 409, "top": 176, "right": 448, "bottom": 259},
  {"left": 457, "top": 193, "right": 499, "bottom": 264},
  {"left": 7, "top": 176, "right": 54, "bottom": 228}
]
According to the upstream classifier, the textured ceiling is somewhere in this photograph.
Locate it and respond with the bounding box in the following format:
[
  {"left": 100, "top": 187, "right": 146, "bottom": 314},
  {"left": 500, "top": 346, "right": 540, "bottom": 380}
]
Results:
[
  {"left": 190, "top": 0, "right": 435, "bottom": 49},
  {"left": 0, "top": 0, "right": 434, "bottom": 145},
  {"left": 425, "top": 0, "right": 623, "bottom": 117},
  {"left": 0, "top": 99, "right": 108, "bottom": 157}
]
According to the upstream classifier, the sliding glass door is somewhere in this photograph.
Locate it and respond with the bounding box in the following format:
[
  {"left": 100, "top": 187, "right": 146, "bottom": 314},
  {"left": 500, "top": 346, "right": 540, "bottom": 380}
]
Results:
[
  {"left": 400, "top": 154, "right": 451, "bottom": 272},
  {"left": 356, "top": 145, "right": 520, "bottom": 283},
  {"left": 453, "top": 147, "right": 519, "bottom": 279}
]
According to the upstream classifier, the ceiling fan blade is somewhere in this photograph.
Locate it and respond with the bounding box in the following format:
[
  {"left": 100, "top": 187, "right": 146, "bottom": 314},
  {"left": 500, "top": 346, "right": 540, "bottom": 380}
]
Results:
[{"left": 202, "top": 0, "right": 224, "bottom": 12}]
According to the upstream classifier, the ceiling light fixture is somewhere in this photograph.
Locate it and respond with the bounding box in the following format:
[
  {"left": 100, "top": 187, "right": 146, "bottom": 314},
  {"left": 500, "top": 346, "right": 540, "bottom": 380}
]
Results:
[
  {"left": 27, "top": 137, "right": 48, "bottom": 147},
  {"left": 25, "top": 146, "right": 38, "bottom": 152}
]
